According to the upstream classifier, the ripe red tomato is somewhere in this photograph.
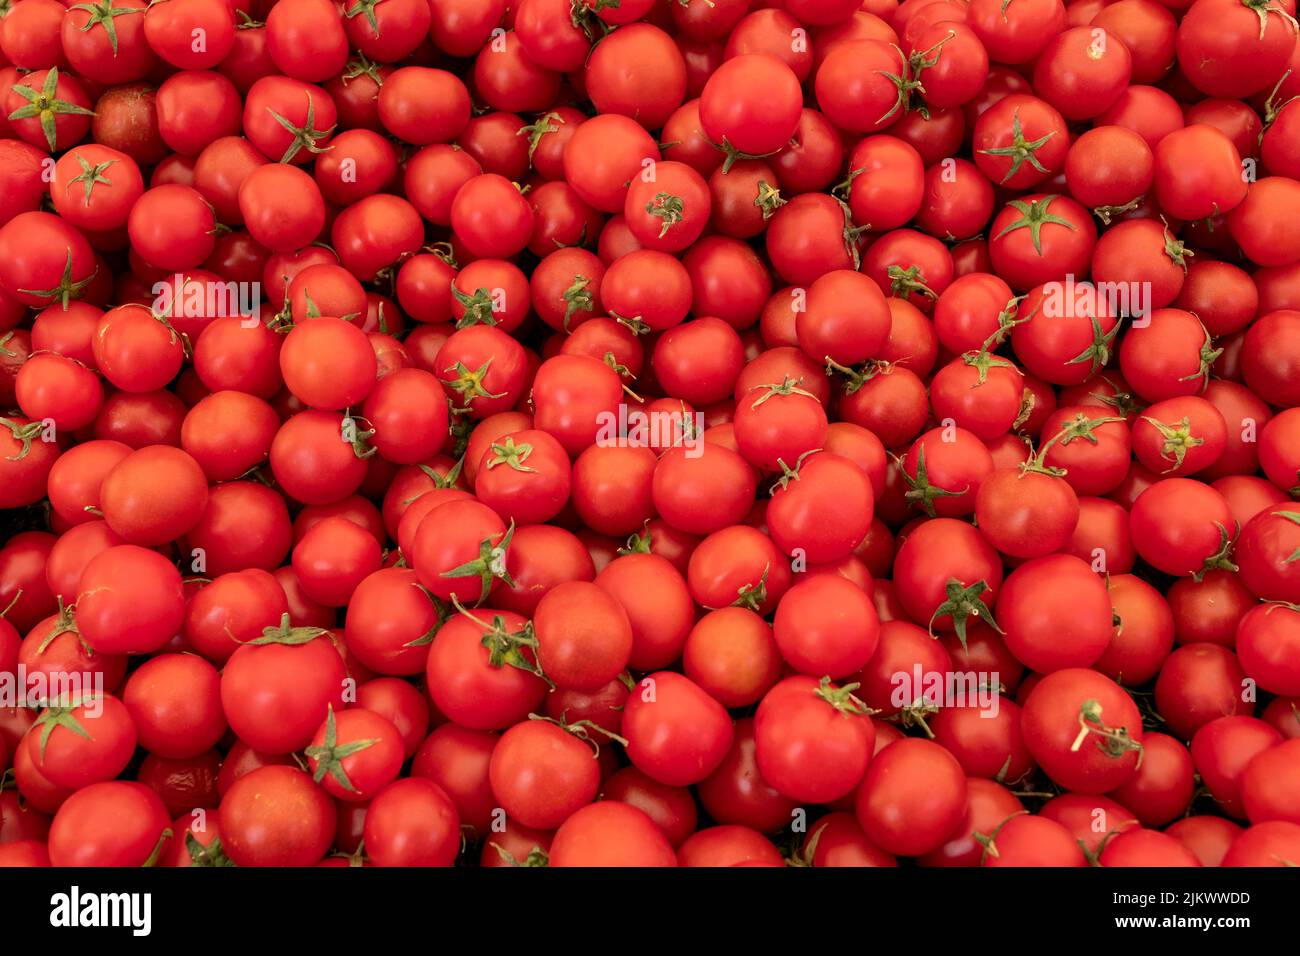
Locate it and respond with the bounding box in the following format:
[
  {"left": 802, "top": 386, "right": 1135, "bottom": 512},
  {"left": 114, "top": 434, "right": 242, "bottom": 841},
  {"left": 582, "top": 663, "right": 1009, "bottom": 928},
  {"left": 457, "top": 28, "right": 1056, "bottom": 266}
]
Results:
[
  {"left": 856, "top": 738, "right": 968, "bottom": 857},
  {"left": 1021, "top": 668, "right": 1144, "bottom": 793},
  {"left": 219, "top": 765, "right": 336, "bottom": 867}
]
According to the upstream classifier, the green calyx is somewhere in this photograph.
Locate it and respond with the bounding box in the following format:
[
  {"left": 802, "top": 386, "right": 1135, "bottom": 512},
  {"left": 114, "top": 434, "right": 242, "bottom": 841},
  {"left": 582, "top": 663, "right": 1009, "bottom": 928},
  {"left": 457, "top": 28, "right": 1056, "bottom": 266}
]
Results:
[
  {"left": 1064, "top": 312, "right": 1120, "bottom": 378},
  {"left": 6, "top": 68, "right": 95, "bottom": 152},
  {"left": 441, "top": 357, "right": 505, "bottom": 413},
  {"left": 813, "top": 676, "right": 874, "bottom": 717},
  {"left": 440, "top": 522, "right": 518, "bottom": 604},
  {"left": 994, "top": 195, "right": 1075, "bottom": 255},
  {"left": 731, "top": 564, "right": 770, "bottom": 612},
  {"left": 450, "top": 595, "right": 548, "bottom": 683},
  {"left": 901, "top": 443, "right": 967, "bottom": 518},
  {"left": 978, "top": 109, "right": 1057, "bottom": 185},
  {"left": 69, "top": 0, "right": 143, "bottom": 55},
  {"left": 1140, "top": 414, "right": 1204, "bottom": 473},
  {"left": 17, "top": 251, "right": 97, "bottom": 311},
  {"left": 768, "top": 448, "right": 821, "bottom": 495},
  {"left": 1, "top": 417, "right": 46, "bottom": 462},
  {"left": 486, "top": 436, "right": 537, "bottom": 473},
  {"left": 560, "top": 275, "right": 592, "bottom": 332},
  {"left": 247, "top": 612, "right": 331, "bottom": 646},
  {"left": 186, "top": 833, "right": 235, "bottom": 867},
  {"left": 1070, "top": 699, "right": 1144, "bottom": 764},
  {"left": 489, "top": 841, "right": 549, "bottom": 867},
  {"left": 34, "top": 701, "right": 92, "bottom": 761},
  {"left": 265, "top": 92, "right": 335, "bottom": 164},
  {"left": 749, "top": 376, "right": 815, "bottom": 409},
  {"left": 305, "top": 705, "right": 377, "bottom": 793},
  {"left": 886, "top": 264, "right": 937, "bottom": 302},
  {"left": 644, "top": 192, "right": 685, "bottom": 238},
  {"left": 928, "top": 578, "right": 1003, "bottom": 651}
]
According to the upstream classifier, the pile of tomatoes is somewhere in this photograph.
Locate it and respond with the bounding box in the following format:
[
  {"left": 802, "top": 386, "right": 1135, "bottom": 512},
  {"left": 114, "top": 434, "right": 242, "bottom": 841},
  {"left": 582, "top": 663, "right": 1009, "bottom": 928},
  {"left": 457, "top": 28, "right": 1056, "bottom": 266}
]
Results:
[{"left": 1, "top": 0, "right": 1300, "bottom": 870}]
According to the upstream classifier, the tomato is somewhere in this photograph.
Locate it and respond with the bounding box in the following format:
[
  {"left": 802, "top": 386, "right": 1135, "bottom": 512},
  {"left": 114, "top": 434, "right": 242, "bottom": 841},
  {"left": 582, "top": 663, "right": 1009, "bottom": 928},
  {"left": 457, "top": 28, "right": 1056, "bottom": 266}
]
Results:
[
  {"left": 1222, "top": 821, "right": 1300, "bottom": 867},
  {"left": 28, "top": 693, "right": 136, "bottom": 791},
  {"left": 1192, "top": 716, "right": 1282, "bottom": 818},
  {"left": 1229, "top": 177, "right": 1300, "bottom": 269},
  {"left": 218, "top": 765, "right": 335, "bottom": 867},
  {"left": 122, "top": 653, "right": 226, "bottom": 759},
  {"left": 1108, "top": 731, "right": 1195, "bottom": 827},
  {"left": 988, "top": 193, "right": 1097, "bottom": 291},
  {"left": 488, "top": 718, "right": 601, "bottom": 830},
  {"left": 75, "top": 545, "right": 185, "bottom": 656},
  {"left": 980, "top": 814, "right": 1087, "bottom": 867},
  {"left": 1032, "top": 26, "right": 1132, "bottom": 120},
  {"left": 773, "top": 576, "right": 880, "bottom": 679},
  {"left": 972, "top": 95, "right": 1068, "bottom": 190},
  {"left": 48, "top": 781, "right": 172, "bottom": 866},
  {"left": 587, "top": 23, "right": 687, "bottom": 131},
  {"left": 220, "top": 616, "right": 347, "bottom": 754},
  {"left": 1152, "top": 124, "right": 1249, "bottom": 221},
  {"left": 291, "top": 516, "right": 381, "bottom": 608},
  {"left": 997, "top": 555, "right": 1112, "bottom": 671},
  {"left": 1155, "top": 643, "right": 1253, "bottom": 741},
  {"left": 754, "top": 675, "right": 875, "bottom": 804},
  {"left": 918, "top": 778, "right": 1023, "bottom": 868},
  {"left": 303, "top": 706, "right": 403, "bottom": 802},
  {"left": 1177, "top": 0, "right": 1298, "bottom": 98},
  {"left": 5, "top": 68, "right": 96, "bottom": 153},
  {"left": 702, "top": 54, "right": 802, "bottom": 157},
  {"left": 1094, "top": 572, "right": 1175, "bottom": 685},
  {"left": 548, "top": 801, "right": 676, "bottom": 867},
  {"left": 533, "top": 581, "right": 633, "bottom": 692},
  {"left": 856, "top": 738, "right": 968, "bottom": 856},
  {"left": 1130, "top": 478, "right": 1236, "bottom": 577},
  {"left": 1237, "top": 601, "right": 1300, "bottom": 696},
  {"left": 1241, "top": 739, "right": 1300, "bottom": 825},
  {"left": 1021, "top": 668, "right": 1143, "bottom": 793},
  {"left": 424, "top": 606, "right": 548, "bottom": 731},
  {"left": 622, "top": 672, "right": 733, "bottom": 787},
  {"left": 768, "top": 451, "right": 873, "bottom": 562},
  {"left": 239, "top": 163, "right": 326, "bottom": 253},
  {"left": 0, "top": 212, "right": 97, "bottom": 310}
]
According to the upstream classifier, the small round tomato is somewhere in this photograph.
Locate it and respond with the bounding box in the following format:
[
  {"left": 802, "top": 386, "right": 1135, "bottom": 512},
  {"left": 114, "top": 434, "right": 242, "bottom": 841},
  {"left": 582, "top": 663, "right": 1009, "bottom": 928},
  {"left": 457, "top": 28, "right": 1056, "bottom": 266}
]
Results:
[
  {"left": 755, "top": 675, "right": 876, "bottom": 804},
  {"left": 1021, "top": 668, "right": 1143, "bottom": 793},
  {"left": 48, "top": 781, "right": 171, "bottom": 866},
  {"left": 856, "top": 738, "right": 968, "bottom": 857}
]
